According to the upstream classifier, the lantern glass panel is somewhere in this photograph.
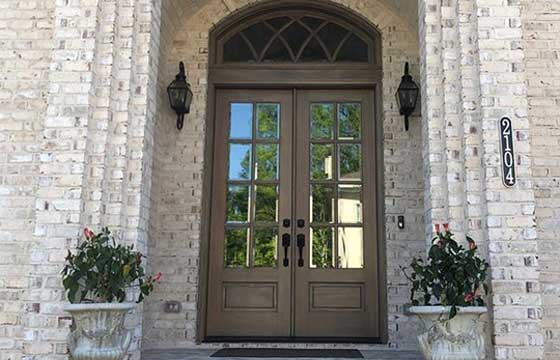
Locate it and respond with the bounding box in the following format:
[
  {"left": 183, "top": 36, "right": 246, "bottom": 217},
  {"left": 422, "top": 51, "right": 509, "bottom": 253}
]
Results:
[
  {"left": 169, "top": 86, "right": 187, "bottom": 110},
  {"left": 185, "top": 89, "right": 193, "bottom": 111},
  {"left": 399, "top": 89, "right": 416, "bottom": 109}
]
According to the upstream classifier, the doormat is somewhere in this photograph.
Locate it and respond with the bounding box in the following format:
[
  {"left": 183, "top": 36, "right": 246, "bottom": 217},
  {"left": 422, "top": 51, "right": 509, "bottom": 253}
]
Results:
[{"left": 210, "top": 348, "right": 364, "bottom": 358}]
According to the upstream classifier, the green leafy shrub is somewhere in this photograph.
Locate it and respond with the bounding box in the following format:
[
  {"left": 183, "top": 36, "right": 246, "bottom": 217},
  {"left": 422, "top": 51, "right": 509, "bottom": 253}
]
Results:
[
  {"left": 61, "top": 227, "right": 160, "bottom": 303},
  {"left": 401, "top": 223, "right": 489, "bottom": 318}
]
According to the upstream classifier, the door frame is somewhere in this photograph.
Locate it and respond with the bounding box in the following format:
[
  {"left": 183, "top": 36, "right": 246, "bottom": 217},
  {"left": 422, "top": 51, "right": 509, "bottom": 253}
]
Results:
[
  {"left": 199, "top": 83, "right": 385, "bottom": 343},
  {"left": 198, "top": 82, "right": 386, "bottom": 344},
  {"left": 197, "top": 0, "right": 386, "bottom": 344}
]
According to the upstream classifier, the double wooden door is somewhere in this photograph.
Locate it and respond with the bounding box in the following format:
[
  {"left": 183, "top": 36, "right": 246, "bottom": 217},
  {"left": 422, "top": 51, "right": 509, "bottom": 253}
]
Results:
[{"left": 206, "top": 89, "right": 379, "bottom": 340}]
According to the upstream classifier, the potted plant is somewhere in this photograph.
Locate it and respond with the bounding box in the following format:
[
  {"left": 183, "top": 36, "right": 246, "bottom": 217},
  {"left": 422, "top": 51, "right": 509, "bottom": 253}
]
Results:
[
  {"left": 61, "top": 227, "right": 161, "bottom": 360},
  {"left": 402, "top": 223, "right": 490, "bottom": 360}
]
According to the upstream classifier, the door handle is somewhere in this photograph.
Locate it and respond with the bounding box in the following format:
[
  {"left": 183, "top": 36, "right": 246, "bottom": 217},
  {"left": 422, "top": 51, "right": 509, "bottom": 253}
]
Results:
[
  {"left": 282, "top": 233, "right": 291, "bottom": 267},
  {"left": 296, "top": 234, "right": 305, "bottom": 267}
]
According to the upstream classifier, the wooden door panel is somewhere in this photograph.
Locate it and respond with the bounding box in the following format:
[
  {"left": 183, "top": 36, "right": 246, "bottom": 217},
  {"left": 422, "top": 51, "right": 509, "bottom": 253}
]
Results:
[
  {"left": 223, "top": 282, "right": 278, "bottom": 310},
  {"left": 294, "top": 90, "right": 379, "bottom": 338},
  {"left": 309, "top": 282, "right": 364, "bottom": 310},
  {"left": 206, "top": 89, "right": 293, "bottom": 338}
]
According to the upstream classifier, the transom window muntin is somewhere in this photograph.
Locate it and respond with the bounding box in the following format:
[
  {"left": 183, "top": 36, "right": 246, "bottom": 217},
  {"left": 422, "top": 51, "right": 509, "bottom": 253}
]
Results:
[{"left": 217, "top": 11, "right": 377, "bottom": 65}]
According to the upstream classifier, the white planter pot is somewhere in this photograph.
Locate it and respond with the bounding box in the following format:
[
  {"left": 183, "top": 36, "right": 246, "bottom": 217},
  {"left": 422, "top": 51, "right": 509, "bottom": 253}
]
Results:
[
  {"left": 64, "top": 303, "right": 135, "bottom": 360},
  {"left": 407, "top": 306, "right": 487, "bottom": 360}
]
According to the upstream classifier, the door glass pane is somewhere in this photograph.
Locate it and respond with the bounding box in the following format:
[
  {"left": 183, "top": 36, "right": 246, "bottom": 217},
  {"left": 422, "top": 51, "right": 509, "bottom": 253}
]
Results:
[
  {"left": 230, "top": 103, "right": 253, "bottom": 139},
  {"left": 310, "top": 104, "right": 334, "bottom": 139},
  {"left": 338, "top": 185, "right": 362, "bottom": 224},
  {"left": 255, "top": 144, "right": 278, "bottom": 180},
  {"left": 338, "top": 144, "right": 361, "bottom": 180},
  {"left": 310, "top": 185, "right": 334, "bottom": 223},
  {"left": 255, "top": 185, "right": 278, "bottom": 222},
  {"left": 338, "top": 103, "right": 361, "bottom": 140},
  {"left": 311, "top": 144, "right": 333, "bottom": 180},
  {"left": 310, "top": 227, "right": 334, "bottom": 268},
  {"left": 226, "top": 185, "right": 250, "bottom": 223},
  {"left": 257, "top": 103, "right": 280, "bottom": 139},
  {"left": 253, "top": 227, "right": 278, "bottom": 267},
  {"left": 337, "top": 227, "right": 363, "bottom": 268},
  {"left": 228, "top": 144, "right": 252, "bottom": 180},
  {"left": 224, "top": 228, "right": 249, "bottom": 267}
]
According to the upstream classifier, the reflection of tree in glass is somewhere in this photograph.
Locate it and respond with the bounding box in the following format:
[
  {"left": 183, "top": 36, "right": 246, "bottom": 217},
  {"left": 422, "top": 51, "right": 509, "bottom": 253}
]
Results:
[
  {"left": 227, "top": 185, "right": 249, "bottom": 222},
  {"left": 312, "top": 228, "right": 334, "bottom": 268},
  {"left": 256, "top": 144, "right": 278, "bottom": 180},
  {"left": 312, "top": 185, "right": 333, "bottom": 223},
  {"left": 254, "top": 228, "right": 277, "bottom": 267},
  {"left": 225, "top": 228, "right": 248, "bottom": 267},
  {"left": 311, "top": 144, "right": 333, "bottom": 180},
  {"left": 311, "top": 104, "right": 334, "bottom": 139},
  {"left": 255, "top": 185, "right": 277, "bottom": 222},
  {"left": 310, "top": 104, "right": 334, "bottom": 179},
  {"left": 338, "top": 103, "right": 361, "bottom": 139},
  {"left": 225, "top": 103, "right": 280, "bottom": 268},
  {"left": 339, "top": 144, "right": 361, "bottom": 179},
  {"left": 238, "top": 148, "right": 252, "bottom": 180},
  {"left": 257, "top": 104, "right": 279, "bottom": 139}
]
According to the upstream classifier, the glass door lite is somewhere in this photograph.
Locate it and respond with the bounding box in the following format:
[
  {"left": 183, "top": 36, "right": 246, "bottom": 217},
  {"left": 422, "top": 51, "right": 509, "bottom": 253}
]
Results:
[{"left": 206, "top": 89, "right": 379, "bottom": 339}]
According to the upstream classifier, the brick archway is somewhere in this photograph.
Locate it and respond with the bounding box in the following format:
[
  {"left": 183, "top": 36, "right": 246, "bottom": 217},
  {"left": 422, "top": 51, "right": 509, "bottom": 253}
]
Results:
[{"left": 143, "top": 0, "right": 422, "bottom": 351}]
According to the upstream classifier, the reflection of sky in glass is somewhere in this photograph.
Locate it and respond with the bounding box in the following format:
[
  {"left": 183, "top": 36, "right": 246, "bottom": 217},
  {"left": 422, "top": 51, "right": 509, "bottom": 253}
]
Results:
[
  {"left": 229, "top": 144, "right": 252, "bottom": 180},
  {"left": 230, "top": 103, "right": 253, "bottom": 139}
]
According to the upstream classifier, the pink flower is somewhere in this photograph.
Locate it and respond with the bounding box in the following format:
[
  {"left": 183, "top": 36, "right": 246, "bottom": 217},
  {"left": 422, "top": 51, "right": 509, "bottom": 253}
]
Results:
[
  {"left": 443, "top": 223, "right": 449, "bottom": 232},
  {"left": 468, "top": 239, "right": 477, "bottom": 251},
  {"left": 464, "top": 292, "right": 475, "bottom": 303},
  {"left": 153, "top": 272, "right": 162, "bottom": 282},
  {"left": 83, "top": 228, "right": 94, "bottom": 239},
  {"left": 435, "top": 224, "right": 441, "bottom": 234}
]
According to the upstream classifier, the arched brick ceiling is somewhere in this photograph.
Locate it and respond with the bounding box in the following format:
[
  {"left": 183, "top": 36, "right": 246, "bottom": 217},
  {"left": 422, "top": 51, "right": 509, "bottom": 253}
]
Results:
[{"left": 172, "top": 0, "right": 418, "bottom": 30}]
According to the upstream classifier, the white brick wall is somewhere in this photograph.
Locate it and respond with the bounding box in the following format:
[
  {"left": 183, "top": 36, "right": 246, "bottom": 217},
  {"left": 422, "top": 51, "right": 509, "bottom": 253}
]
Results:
[
  {"left": 0, "top": 0, "right": 56, "bottom": 356},
  {"left": 522, "top": 1, "right": 560, "bottom": 359}
]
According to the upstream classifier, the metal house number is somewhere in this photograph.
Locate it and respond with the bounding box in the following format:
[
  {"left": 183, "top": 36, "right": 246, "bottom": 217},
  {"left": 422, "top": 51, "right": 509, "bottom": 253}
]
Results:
[{"left": 499, "top": 117, "right": 516, "bottom": 187}]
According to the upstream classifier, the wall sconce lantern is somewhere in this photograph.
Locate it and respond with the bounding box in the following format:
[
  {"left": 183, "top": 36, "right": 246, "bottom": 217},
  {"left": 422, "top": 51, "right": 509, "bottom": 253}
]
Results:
[
  {"left": 167, "top": 61, "right": 193, "bottom": 130},
  {"left": 395, "top": 62, "right": 419, "bottom": 131}
]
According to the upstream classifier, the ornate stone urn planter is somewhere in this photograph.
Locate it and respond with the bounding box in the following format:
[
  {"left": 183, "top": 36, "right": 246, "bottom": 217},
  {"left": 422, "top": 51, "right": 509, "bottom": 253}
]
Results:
[
  {"left": 64, "top": 303, "right": 135, "bottom": 360},
  {"left": 401, "top": 223, "right": 490, "bottom": 360},
  {"left": 62, "top": 228, "right": 161, "bottom": 360},
  {"left": 408, "top": 306, "right": 487, "bottom": 360}
]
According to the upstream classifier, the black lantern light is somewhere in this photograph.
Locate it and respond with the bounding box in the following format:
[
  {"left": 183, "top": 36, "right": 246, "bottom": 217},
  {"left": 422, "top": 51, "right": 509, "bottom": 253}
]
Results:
[
  {"left": 167, "top": 61, "right": 193, "bottom": 130},
  {"left": 395, "top": 62, "right": 419, "bottom": 131}
]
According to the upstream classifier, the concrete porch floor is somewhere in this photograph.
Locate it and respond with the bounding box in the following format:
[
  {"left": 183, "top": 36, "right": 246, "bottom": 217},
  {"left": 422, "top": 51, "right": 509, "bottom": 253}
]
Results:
[{"left": 141, "top": 349, "right": 423, "bottom": 360}]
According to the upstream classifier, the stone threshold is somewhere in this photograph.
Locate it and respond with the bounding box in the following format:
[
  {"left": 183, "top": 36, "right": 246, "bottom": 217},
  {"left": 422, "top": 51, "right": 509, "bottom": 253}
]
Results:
[{"left": 141, "top": 348, "right": 423, "bottom": 360}]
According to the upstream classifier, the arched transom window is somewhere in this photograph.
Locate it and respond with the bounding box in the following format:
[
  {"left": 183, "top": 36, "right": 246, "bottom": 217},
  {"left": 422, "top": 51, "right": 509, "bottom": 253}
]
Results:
[{"left": 214, "top": 8, "right": 379, "bottom": 66}]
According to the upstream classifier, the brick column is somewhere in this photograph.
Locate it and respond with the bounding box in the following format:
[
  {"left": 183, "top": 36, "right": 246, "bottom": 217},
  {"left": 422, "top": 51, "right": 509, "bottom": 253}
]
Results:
[
  {"left": 419, "top": 0, "right": 544, "bottom": 358},
  {"left": 30, "top": 0, "right": 101, "bottom": 358},
  {"left": 25, "top": 0, "right": 161, "bottom": 358},
  {"left": 476, "top": 1, "right": 543, "bottom": 359}
]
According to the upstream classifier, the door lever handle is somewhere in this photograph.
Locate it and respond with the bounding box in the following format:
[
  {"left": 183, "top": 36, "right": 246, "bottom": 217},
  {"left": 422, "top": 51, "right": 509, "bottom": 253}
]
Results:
[
  {"left": 282, "top": 233, "right": 291, "bottom": 267},
  {"left": 296, "top": 234, "right": 305, "bottom": 267}
]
